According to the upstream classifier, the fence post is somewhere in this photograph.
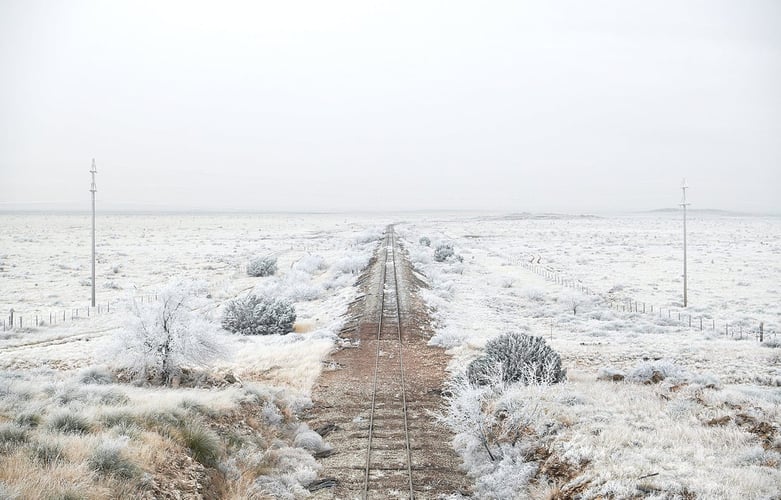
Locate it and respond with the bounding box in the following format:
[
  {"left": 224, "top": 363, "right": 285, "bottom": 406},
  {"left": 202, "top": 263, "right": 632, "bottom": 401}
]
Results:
[
  {"left": 688, "top": 316, "right": 691, "bottom": 327},
  {"left": 9, "top": 308, "right": 14, "bottom": 328},
  {"left": 760, "top": 322, "right": 764, "bottom": 343},
  {"left": 699, "top": 317, "right": 703, "bottom": 331},
  {"left": 19, "top": 316, "right": 22, "bottom": 328},
  {"left": 712, "top": 319, "right": 715, "bottom": 331}
]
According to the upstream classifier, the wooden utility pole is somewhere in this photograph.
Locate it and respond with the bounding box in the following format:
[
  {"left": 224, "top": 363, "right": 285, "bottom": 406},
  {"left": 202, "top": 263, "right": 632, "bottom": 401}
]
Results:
[
  {"left": 90, "top": 159, "right": 97, "bottom": 307},
  {"left": 680, "top": 179, "right": 690, "bottom": 307}
]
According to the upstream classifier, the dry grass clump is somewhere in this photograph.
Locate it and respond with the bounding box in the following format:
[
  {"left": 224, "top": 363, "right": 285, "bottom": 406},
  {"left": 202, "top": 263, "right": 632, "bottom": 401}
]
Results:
[
  {"left": 48, "top": 412, "right": 92, "bottom": 435},
  {"left": 87, "top": 440, "right": 140, "bottom": 480},
  {"left": 0, "top": 423, "right": 28, "bottom": 453},
  {"left": 178, "top": 422, "right": 222, "bottom": 468},
  {"left": 79, "top": 366, "right": 115, "bottom": 385},
  {"left": 29, "top": 440, "right": 65, "bottom": 466},
  {"left": 14, "top": 412, "right": 42, "bottom": 429}
]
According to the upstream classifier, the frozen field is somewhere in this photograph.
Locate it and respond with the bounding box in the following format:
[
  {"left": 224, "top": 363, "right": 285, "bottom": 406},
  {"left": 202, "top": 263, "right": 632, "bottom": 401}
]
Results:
[
  {"left": 0, "top": 212, "right": 386, "bottom": 498},
  {"left": 0, "top": 210, "right": 779, "bottom": 498},
  {"left": 397, "top": 211, "right": 781, "bottom": 498}
]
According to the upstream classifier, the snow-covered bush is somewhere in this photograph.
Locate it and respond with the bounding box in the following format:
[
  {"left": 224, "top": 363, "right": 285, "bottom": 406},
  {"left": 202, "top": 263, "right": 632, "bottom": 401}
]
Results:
[
  {"left": 282, "top": 271, "right": 322, "bottom": 302},
  {"left": 467, "top": 333, "right": 566, "bottom": 386},
  {"left": 625, "top": 360, "right": 719, "bottom": 387},
  {"left": 292, "top": 254, "right": 328, "bottom": 274},
  {"left": 331, "top": 253, "right": 370, "bottom": 275},
  {"left": 293, "top": 424, "right": 331, "bottom": 454},
  {"left": 353, "top": 227, "right": 384, "bottom": 244},
  {"left": 79, "top": 366, "right": 115, "bottom": 385},
  {"left": 419, "top": 236, "right": 431, "bottom": 247},
  {"left": 250, "top": 446, "right": 320, "bottom": 499},
  {"left": 222, "top": 294, "right": 296, "bottom": 336},
  {"left": 247, "top": 256, "right": 278, "bottom": 277},
  {"left": 108, "top": 279, "right": 227, "bottom": 385},
  {"left": 434, "top": 243, "right": 455, "bottom": 262}
]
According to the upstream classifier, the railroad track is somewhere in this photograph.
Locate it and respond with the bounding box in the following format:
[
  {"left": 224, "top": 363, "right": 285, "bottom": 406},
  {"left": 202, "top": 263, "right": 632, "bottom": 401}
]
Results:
[
  {"left": 309, "top": 226, "right": 469, "bottom": 499},
  {"left": 362, "top": 227, "right": 415, "bottom": 498}
]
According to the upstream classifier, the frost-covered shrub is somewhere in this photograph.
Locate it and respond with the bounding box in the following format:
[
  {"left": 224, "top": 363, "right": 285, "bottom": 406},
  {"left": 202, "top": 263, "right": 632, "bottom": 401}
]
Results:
[
  {"left": 625, "top": 360, "right": 689, "bottom": 385},
  {"left": 419, "top": 236, "right": 431, "bottom": 247},
  {"left": 467, "top": 333, "right": 566, "bottom": 386},
  {"left": 247, "top": 256, "right": 278, "bottom": 277},
  {"left": 79, "top": 366, "right": 115, "bottom": 385},
  {"left": 283, "top": 271, "right": 322, "bottom": 302},
  {"left": 353, "top": 227, "right": 384, "bottom": 244},
  {"left": 761, "top": 337, "right": 781, "bottom": 348},
  {"left": 108, "top": 279, "right": 227, "bottom": 385},
  {"left": 222, "top": 294, "right": 296, "bottom": 336},
  {"left": 331, "top": 253, "right": 370, "bottom": 275},
  {"left": 293, "top": 424, "right": 330, "bottom": 454},
  {"left": 261, "top": 401, "right": 284, "bottom": 426},
  {"left": 292, "top": 254, "right": 328, "bottom": 274},
  {"left": 428, "top": 330, "right": 467, "bottom": 349},
  {"left": 250, "top": 446, "right": 320, "bottom": 499},
  {"left": 625, "top": 360, "right": 720, "bottom": 387},
  {"left": 522, "top": 287, "right": 545, "bottom": 302},
  {"left": 434, "top": 243, "right": 455, "bottom": 262}
]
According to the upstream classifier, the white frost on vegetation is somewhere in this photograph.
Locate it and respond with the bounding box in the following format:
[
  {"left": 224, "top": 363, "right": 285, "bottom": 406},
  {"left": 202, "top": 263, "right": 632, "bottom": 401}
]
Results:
[{"left": 400, "top": 215, "right": 781, "bottom": 499}]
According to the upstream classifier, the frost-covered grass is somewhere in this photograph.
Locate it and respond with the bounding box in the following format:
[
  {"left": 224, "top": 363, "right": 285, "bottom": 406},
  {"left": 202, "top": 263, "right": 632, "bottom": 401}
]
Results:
[
  {"left": 0, "top": 214, "right": 381, "bottom": 497},
  {"left": 402, "top": 213, "right": 781, "bottom": 499}
]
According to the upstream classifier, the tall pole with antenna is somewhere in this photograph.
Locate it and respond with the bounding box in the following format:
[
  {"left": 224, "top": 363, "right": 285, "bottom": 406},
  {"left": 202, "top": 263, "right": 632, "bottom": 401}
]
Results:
[
  {"left": 680, "top": 178, "right": 690, "bottom": 308},
  {"left": 90, "top": 159, "right": 97, "bottom": 307}
]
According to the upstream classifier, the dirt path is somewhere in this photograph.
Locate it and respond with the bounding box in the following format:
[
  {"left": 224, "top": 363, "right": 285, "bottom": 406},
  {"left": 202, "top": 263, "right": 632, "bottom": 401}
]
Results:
[{"left": 306, "top": 229, "right": 470, "bottom": 499}]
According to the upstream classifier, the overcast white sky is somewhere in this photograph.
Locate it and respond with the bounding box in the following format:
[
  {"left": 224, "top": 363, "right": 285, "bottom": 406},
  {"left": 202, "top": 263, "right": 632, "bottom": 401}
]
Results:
[{"left": 1, "top": 1, "right": 779, "bottom": 213}]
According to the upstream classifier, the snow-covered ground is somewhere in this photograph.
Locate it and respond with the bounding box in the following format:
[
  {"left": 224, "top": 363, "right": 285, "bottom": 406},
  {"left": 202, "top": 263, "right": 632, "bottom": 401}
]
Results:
[
  {"left": 1, "top": 211, "right": 779, "bottom": 498},
  {"left": 0, "top": 212, "right": 385, "bottom": 498},
  {"left": 398, "top": 212, "right": 781, "bottom": 499}
]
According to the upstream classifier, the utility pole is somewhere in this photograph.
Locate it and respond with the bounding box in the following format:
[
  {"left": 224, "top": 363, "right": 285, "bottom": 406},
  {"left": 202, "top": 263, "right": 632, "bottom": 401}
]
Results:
[
  {"left": 90, "top": 159, "right": 97, "bottom": 307},
  {"left": 680, "top": 178, "right": 690, "bottom": 307}
]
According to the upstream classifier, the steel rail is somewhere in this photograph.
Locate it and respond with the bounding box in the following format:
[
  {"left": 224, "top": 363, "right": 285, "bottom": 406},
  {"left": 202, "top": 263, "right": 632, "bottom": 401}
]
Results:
[
  {"left": 390, "top": 228, "right": 415, "bottom": 499},
  {"left": 361, "top": 226, "right": 415, "bottom": 499},
  {"left": 362, "top": 231, "right": 390, "bottom": 498}
]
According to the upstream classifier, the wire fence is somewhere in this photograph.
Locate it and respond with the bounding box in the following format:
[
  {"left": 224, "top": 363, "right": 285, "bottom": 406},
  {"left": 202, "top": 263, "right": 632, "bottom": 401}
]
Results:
[
  {"left": 1, "top": 293, "right": 161, "bottom": 332},
  {"left": 1, "top": 268, "right": 251, "bottom": 333},
  {"left": 521, "top": 261, "right": 777, "bottom": 343}
]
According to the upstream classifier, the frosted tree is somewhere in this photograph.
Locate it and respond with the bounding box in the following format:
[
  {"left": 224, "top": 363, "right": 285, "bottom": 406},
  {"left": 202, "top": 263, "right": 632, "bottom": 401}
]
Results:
[
  {"left": 109, "top": 279, "right": 227, "bottom": 385},
  {"left": 222, "top": 294, "right": 296, "bottom": 336}
]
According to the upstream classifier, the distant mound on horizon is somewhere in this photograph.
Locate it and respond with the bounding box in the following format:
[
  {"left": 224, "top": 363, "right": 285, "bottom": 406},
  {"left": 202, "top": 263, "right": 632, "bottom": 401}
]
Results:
[
  {"left": 645, "top": 208, "right": 755, "bottom": 216},
  {"left": 487, "top": 212, "right": 602, "bottom": 221}
]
